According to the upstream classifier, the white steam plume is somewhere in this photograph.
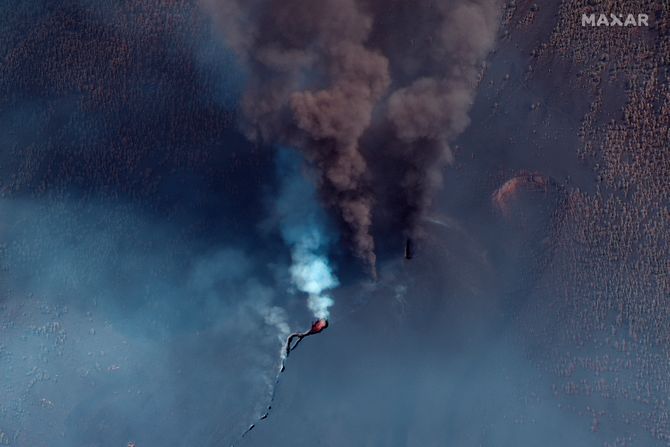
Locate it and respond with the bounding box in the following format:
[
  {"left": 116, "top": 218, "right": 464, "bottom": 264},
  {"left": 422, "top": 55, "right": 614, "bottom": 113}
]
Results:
[{"left": 275, "top": 148, "right": 339, "bottom": 319}]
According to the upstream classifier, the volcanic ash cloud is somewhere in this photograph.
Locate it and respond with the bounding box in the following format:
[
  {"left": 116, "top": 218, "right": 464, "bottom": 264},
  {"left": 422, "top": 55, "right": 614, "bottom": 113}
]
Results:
[{"left": 208, "top": 0, "right": 502, "bottom": 271}]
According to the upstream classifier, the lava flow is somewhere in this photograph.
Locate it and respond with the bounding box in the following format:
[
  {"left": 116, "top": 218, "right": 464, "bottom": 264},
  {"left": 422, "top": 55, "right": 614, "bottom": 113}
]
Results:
[
  {"left": 286, "top": 318, "right": 328, "bottom": 357},
  {"left": 234, "top": 319, "right": 329, "bottom": 445}
]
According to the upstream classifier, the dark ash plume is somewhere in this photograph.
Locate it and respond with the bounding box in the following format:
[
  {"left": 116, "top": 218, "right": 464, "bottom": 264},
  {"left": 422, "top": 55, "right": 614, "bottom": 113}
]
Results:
[{"left": 207, "top": 0, "right": 502, "bottom": 270}]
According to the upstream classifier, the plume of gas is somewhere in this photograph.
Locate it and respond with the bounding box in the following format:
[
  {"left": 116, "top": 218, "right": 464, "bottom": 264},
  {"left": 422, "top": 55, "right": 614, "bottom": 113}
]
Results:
[
  {"left": 275, "top": 148, "right": 339, "bottom": 321},
  {"left": 206, "top": 0, "right": 503, "bottom": 273}
]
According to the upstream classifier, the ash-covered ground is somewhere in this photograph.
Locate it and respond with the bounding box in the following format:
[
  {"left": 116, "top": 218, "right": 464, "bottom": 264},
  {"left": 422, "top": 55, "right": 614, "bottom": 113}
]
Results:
[{"left": 1, "top": 1, "right": 669, "bottom": 446}]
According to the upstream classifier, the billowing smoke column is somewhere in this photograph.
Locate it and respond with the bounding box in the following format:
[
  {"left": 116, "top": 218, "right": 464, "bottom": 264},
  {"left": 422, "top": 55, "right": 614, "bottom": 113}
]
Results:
[
  {"left": 275, "top": 148, "right": 338, "bottom": 320},
  {"left": 208, "top": 0, "right": 502, "bottom": 272}
]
